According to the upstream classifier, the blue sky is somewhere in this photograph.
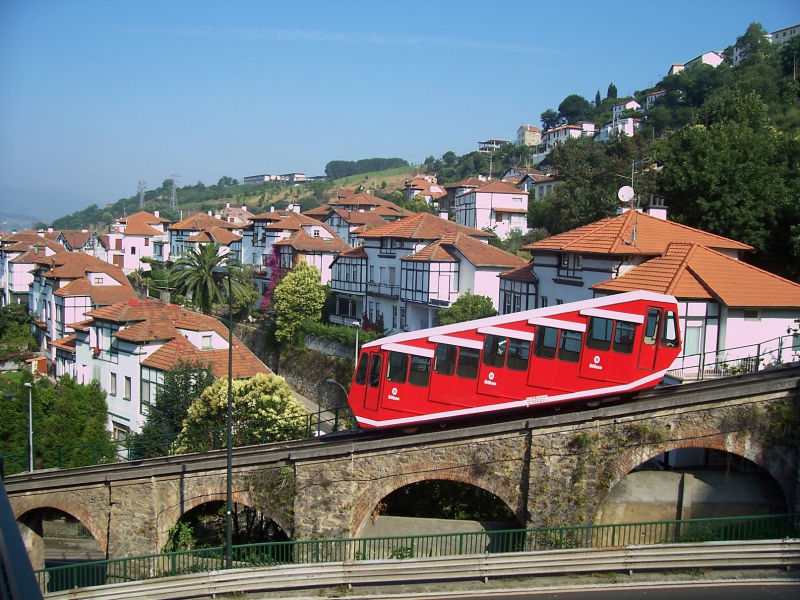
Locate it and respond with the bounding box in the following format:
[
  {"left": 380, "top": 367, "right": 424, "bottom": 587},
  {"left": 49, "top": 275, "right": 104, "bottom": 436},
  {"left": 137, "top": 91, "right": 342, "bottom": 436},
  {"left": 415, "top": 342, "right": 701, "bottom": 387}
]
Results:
[{"left": 0, "top": 0, "right": 798, "bottom": 227}]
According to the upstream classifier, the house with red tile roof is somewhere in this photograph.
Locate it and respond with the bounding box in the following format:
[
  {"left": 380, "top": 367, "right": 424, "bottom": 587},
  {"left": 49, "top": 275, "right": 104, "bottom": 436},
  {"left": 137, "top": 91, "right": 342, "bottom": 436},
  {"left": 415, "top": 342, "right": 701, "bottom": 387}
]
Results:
[
  {"left": 107, "top": 210, "right": 172, "bottom": 272},
  {"left": 405, "top": 177, "right": 448, "bottom": 209},
  {"left": 454, "top": 180, "right": 530, "bottom": 240},
  {"left": 27, "top": 252, "right": 137, "bottom": 356},
  {"left": 302, "top": 192, "right": 407, "bottom": 227},
  {"left": 56, "top": 298, "right": 271, "bottom": 435},
  {"left": 590, "top": 243, "right": 800, "bottom": 375},
  {"left": 168, "top": 211, "right": 243, "bottom": 263},
  {"left": 0, "top": 232, "right": 65, "bottom": 306},
  {"left": 328, "top": 212, "right": 522, "bottom": 332},
  {"left": 245, "top": 207, "right": 350, "bottom": 293}
]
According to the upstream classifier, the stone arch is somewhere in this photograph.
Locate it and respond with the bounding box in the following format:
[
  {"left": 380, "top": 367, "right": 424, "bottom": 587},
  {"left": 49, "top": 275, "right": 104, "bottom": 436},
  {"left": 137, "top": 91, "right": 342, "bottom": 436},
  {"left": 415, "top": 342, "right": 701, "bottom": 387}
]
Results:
[
  {"left": 351, "top": 460, "right": 519, "bottom": 538},
  {"left": 11, "top": 493, "right": 108, "bottom": 554},
  {"left": 594, "top": 426, "right": 792, "bottom": 521}
]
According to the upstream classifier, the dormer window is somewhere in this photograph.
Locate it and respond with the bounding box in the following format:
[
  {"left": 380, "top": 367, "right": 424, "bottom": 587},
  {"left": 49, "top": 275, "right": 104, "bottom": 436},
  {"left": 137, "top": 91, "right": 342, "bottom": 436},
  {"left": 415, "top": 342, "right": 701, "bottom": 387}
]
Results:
[{"left": 202, "top": 335, "right": 212, "bottom": 349}]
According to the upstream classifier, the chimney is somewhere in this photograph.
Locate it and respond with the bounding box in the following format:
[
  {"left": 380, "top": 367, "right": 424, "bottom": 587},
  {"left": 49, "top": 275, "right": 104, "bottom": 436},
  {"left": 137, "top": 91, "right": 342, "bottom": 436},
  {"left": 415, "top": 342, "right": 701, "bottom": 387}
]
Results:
[
  {"left": 47, "top": 227, "right": 53, "bottom": 233},
  {"left": 226, "top": 202, "right": 230, "bottom": 209},
  {"left": 154, "top": 210, "right": 159, "bottom": 218},
  {"left": 208, "top": 210, "right": 212, "bottom": 216},
  {"left": 270, "top": 206, "right": 274, "bottom": 213},
  {"left": 241, "top": 205, "right": 246, "bottom": 212},
  {"left": 38, "top": 229, "right": 44, "bottom": 237}
]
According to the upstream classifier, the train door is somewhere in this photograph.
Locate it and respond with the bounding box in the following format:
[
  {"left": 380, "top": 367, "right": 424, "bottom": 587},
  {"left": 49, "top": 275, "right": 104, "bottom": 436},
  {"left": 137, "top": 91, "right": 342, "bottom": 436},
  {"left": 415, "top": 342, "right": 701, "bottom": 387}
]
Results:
[
  {"left": 477, "top": 334, "right": 532, "bottom": 403},
  {"left": 351, "top": 352, "right": 370, "bottom": 409},
  {"left": 637, "top": 307, "right": 661, "bottom": 370},
  {"left": 364, "top": 353, "right": 383, "bottom": 410}
]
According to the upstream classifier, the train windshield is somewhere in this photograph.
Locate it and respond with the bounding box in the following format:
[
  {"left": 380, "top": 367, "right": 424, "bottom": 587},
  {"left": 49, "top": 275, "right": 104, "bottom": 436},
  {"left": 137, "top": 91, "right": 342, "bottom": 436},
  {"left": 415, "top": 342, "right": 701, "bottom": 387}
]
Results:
[
  {"left": 355, "top": 354, "right": 369, "bottom": 385},
  {"left": 643, "top": 309, "right": 661, "bottom": 345},
  {"left": 369, "top": 355, "right": 383, "bottom": 387},
  {"left": 661, "top": 311, "right": 679, "bottom": 347}
]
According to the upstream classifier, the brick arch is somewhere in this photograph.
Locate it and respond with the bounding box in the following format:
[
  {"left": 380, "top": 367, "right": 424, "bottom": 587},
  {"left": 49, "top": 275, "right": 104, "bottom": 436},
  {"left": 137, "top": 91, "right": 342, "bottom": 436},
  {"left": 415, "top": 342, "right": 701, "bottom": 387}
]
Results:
[
  {"left": 594, "top": 426, "right": 791, "bottom": 520},
  {"left": 12, "top": 496, "right": 107, "bottom": 554},
  {"left": 350, "top": 460, "right": 519, "bottom": 538}
]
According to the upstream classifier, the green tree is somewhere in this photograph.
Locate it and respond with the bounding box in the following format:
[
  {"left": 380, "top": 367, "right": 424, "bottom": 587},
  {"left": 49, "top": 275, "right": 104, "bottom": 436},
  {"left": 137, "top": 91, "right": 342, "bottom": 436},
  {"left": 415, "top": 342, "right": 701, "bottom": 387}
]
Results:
[
  {"left": 607, "top": 82, "right": 618, "bottom": 100},
  {"left": 558, "top": 94, "right": 594, "bottom": 124},
  {"left": 594, "top": 90, "right": 602, "bottom": 107},
  {"left": 734, "top": 22, "right": 773, "bottom": 67},
  {"left": 540, "top": 108, "right": 562, "bottom": 131},
  {"left": 530, "top": 135, "right": 655, "bottom": 234},
  {"left": 272, "top": 261, "right": 326, "bottom": 342},
  {"left": 169, "top": 243, "right": 251, "bottom": 314},
  {"left": 655, "top": 90, "right": 796, "bottom": 276},
  {"left": 436, "top": 293, "right": 497, "bottom": 326},
  {"left": 175, "top": 373, "right": 309, "bottom": 452},
  {"left": 101, "top": 211, "right": 114, "bottom": 226},
  {"left": 134, "top": 360, "right": 215, "bottom": 456}
]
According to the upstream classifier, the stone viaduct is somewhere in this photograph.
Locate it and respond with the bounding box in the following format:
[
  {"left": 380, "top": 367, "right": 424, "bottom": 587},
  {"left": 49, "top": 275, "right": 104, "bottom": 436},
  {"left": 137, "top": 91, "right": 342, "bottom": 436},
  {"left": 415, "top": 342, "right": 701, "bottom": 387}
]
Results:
[{"left": 6, "top": 366, "right": 800, "bottom": 570}]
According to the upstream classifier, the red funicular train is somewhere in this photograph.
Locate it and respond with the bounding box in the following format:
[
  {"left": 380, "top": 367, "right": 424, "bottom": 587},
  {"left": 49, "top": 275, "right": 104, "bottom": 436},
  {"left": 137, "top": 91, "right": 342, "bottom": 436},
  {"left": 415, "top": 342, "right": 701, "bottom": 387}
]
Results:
[{"left": 347, "top": 291, "right": 681, "bottom": 429}]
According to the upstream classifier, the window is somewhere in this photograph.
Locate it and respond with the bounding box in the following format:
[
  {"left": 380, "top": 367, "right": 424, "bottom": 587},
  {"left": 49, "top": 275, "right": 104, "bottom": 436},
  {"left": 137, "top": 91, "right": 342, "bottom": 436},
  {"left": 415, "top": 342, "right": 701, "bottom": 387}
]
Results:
[
  {"left": 661, "top": 311, "right": 679, "bottom": 347},
  {"left": 743, "top": 309, "right": 761, "bottom": 322},
  {"left": 456, "top": 347, "right": 479, "bottom": 379},
  {"left": 400, "top": 307, "right": 406, "bottom": 329},
  {"left": 112, "top": 423, "right": 129, "bottom": 442},
  {"left": 506, "top": 339, "right": 530, "bottom": 371},
  {"left": 144, "top": 238, "right": 149, "bottom": 246},
  {"left": 202, "top": 335, "right": 212, "bottom": 350},
  {"left": 109, "top": 372, "right": 117, "bottom": 396},
  {"left": 483, "top": 335, "right": 507, "bottom": 368},
  {"left": 94, "top": 277, "right": 102, "bottom": 284},
  {"left": 614, "top": 322, "right": 636, "bottom": 354},
  {"left": 355, "top": 355, "right": 369, "bottom": 385},
  {"left": 643, "top": 309, "right": 661, "bottom": 345},
  {"left": 386, "top": 352, "right": 408, "bottom": 384},
  {"left": 131, "top": 247, "right": 136, "bottom": 255},
  {"left": 684, "top": 326, "right": 702, "bottom": 355},
  {"left": 541, "top": 296, "right": 548, "bottom": 308},
  {"left": 587, "top": 317, "right": 613, "bottom": 351},
  {"left": 313, "top": 229, "right": 320, "bottom": 237},
  {"left": 392, "top": 306, "right": 398, "bottom": 329},
  {"left": 558, "top": 330, "right": 582, "bottom": 362},
  {"left": 124, "top": 376, "right": 131, "bottom": 400},
  {"left": 434, "top": 344, "right": 457, "bottom": 376},
  {"left": 141, "top": 381, "right": 150, "bottom": 409},
  {"left": 369, "top": 355, "right": 382, "bottom": 387},
  {"left": 556, "top": 299, "right": 564, "bottom": 305},
  {"left": 408, "top": 356, "right": 431, "bottom": 387},
  {"left": 534, "top": 326, "right": 558, "bottom": 359}
]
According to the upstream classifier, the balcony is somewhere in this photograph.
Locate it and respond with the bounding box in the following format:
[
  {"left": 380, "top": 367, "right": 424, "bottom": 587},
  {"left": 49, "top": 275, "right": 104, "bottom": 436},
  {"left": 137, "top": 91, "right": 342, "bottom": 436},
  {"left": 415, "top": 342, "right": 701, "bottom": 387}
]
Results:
[{"left": 367, "top": 282, "right": 400, "bottom": 298}]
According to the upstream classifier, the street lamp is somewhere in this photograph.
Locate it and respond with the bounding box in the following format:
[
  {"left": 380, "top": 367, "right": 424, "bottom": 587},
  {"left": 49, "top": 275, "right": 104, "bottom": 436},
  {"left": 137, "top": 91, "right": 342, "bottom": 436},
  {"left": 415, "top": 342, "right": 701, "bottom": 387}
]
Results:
[
  {"left": 211, "top": 265, "right": 233, "bottom": 570},
  {"left": 351, "top": 320, "right": 361, "bottom": 372},
  {"left": 325, "top": 378, "right": 348, "bottom": 399},
  {"left": 3, "top": 382, "right": 33, "bottom": 472}
]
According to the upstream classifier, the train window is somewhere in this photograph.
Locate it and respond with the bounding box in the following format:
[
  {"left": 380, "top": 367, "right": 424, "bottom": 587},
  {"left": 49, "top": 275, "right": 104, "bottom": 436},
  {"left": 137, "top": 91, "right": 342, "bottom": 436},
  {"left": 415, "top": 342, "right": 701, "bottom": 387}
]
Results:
[
  {"left": 434, "top": 344, "right": 457, "bottom": 376},
  {"left": 534, "top": 326, "right": 558, "bottom": 359},
  {"left": 457, "top": 347, "right": 480, "bottom": 379},
  {"left": 586, "top": 317, "right": 612, "bottom": 351},
  {"left": 409, "top": 356, "right": 431, "bottom": 387},
  {"left": 643, "top": 309, "right": 661, "bottom": 345},
  {"left": 483, "top": 335, "right": 507, "bottom": 368},
  {"left": 661, "top": 311, "right": 679, "bottom": 347},
  {"left": 613, "top": 321, "right": 636, "bottom": 354},
  {"left": 369, "top": 355, "right": 383, "bottom": 387},
  {"left": 355, "top": 354, "right": 369, "bottom": 385},
  {"left": 558, "top": 330, "right": 582, "bottom": 362},
  {"left": 386, "top": 352, "right": 408, "bottom": 384},
  {"left": 506, "top": 338, "right": 530, "bottom": 371}
]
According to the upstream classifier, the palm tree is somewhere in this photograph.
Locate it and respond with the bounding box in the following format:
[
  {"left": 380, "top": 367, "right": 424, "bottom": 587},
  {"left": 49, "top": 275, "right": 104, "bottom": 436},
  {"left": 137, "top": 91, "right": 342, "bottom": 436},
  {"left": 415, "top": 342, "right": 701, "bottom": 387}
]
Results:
[{"left": 169, "top": 243, "right": 250, "bottom": 314}]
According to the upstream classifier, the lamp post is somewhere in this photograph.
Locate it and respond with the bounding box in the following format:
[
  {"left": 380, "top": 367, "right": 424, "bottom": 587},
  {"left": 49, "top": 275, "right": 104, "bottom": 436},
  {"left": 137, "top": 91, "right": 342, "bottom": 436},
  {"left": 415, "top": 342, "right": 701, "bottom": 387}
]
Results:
[
  {"left": 325, "top": 378, "right": 348, "bottom": 398},
  {"left": 24, "top": 382, "right": 32, "bottom": 472},
  {"left": 351, "top": 320, "right": 361, "bottom": 372},
  {"left": 211, "top": 265, "right": 233, "bottom": 570}
]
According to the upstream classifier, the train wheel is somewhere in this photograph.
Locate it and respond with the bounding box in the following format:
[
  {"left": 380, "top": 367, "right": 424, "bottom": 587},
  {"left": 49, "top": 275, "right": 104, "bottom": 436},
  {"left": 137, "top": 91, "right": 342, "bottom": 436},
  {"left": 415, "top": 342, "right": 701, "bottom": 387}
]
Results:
[{"left": 586, "top": 400, "right": 601, "bottom": 408}]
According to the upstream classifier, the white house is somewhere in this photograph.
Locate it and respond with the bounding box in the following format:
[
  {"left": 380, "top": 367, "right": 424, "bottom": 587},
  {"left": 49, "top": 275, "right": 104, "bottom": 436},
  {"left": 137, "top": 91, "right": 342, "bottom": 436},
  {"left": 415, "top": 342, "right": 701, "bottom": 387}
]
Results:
[
  {"left": 404, "top": 177, "right": 448, "bottom": 208},
  {"left": 0, "top": 232, "right": 65, "bottom": 307},
  {"left": 668, "top": 51, "right": 723, "bottom": 75},
  {"left": 612, "top": 100, "right": 641, "bottom": 119},
  {"left": 591, "top": 243, "right": 800, "bottom": 376},
  {"left": 56, "top": 298, "right": 271, "bottom": 437},
  {"left": 27, "top": 251, "right": 137, "bottom": 355},
  {"left": 541, "top": 123, "right": 596, "bottom": 151},
  {"left": 771, "top": 23, "right": 800, "bottom": 47},
  {"left": 454, "top": 180, "right": 529, "bottom": 239},
  {"left": 477, "top": 139, "right": 510, "bottom": 153},
  {"left": 645, "top": 90, "right": 666, "bottom": 110},
  {"left": 319, "top": 208, "right": 388, "bottom": 248},
  {"left": 107, "top": 211, "right": 172, "bottom": 272},
  {"left": 328, "top": 212, "right": 523, "bottom": 333},
  {"left": 594, "top": 117, "right": 643, "bottom": 142}
]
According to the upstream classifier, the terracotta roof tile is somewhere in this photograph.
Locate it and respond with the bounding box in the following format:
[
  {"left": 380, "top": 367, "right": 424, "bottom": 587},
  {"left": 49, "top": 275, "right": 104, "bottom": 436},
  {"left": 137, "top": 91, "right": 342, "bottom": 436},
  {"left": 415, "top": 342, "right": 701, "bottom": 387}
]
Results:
[
  {"left": 446, "top": 177, "right": 485, "bottom": 189},
  {"left": 523, "top": 211, "right": 751, "bottom": 256},
  {"left": 358, "top": 212, "right": 490, "bottom": 241},
  {"left": 168, "top": 212, "right": 240, "bottom": 231},
  {"left": 123, "top": 221, "right": 164, "bottom": 236},
  {"left": 456, "top": 180, "right": 523, "bottom": 197},
  {"left": 402, "top": 232, "right": 527, "bottom": 269},
  {"left": 49, "top": 334, "right": 77, "bottom": 351},
  {"left": 273, "top": 229, "right": 351, "bottom": 253},
  {"left": 500, "top": 263, "right": 537, "bottom": 281},
  {"left": 591, "top": 243, "right": 800, "bottom": 307},
  {"left": 186, "top": 226, "right": 242, "bottom": 245},
  {"left": 58, "top": 230, "right": 94, "bottom": 249},
  {"left": 121, "top": 211, "right": 171, "bottom": 224},
  {"left": 33, "top": 252, "right": 131, "bottom": 285},
  {"left": 331, "top": 209, "right": 389, "bottom": 226},
  {"left": 336, "top": 245, "right": 368, "bottom": 259}
]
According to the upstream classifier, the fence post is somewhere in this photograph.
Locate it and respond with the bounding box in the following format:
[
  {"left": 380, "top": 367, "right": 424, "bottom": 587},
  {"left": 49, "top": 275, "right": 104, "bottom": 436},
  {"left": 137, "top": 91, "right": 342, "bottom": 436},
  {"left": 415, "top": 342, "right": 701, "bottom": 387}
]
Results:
[{"left": 700, "top": 350, "right": 706, "bottom": 380}]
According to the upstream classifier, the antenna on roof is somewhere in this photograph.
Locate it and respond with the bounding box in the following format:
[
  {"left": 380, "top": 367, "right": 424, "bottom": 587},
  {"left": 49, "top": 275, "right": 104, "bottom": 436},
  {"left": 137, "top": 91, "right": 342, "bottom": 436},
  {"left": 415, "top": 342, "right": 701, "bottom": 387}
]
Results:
[
  {"left": 138, "top": 180, "right": 146, "bottom": 209},
  {"left": 618, "top": 186, "right": 634, "bottom": 204}
]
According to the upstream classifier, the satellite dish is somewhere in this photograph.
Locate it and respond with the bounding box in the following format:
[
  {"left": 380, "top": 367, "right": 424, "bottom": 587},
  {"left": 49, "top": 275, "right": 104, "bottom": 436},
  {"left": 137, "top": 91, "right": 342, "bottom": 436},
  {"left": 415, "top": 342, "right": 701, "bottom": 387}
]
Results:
[{"left": 618, "top": 186, "right": 635, "bottom": 203}]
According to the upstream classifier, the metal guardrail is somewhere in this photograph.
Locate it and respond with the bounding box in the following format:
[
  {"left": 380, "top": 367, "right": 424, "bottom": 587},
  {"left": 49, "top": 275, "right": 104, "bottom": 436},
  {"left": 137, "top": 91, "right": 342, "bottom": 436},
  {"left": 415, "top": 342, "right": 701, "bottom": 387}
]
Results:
[
  {"left": 40, "top": 539, "right": 800, "bottom": 600},
  {"left": 34, "top": 513, "right": 800, "bottom": 594},
  {"left": 668, "top": 334, "right": 799, "bottom": 381},
  {"left": 2, "top": 407, "right": 352, "bottom": 476}
]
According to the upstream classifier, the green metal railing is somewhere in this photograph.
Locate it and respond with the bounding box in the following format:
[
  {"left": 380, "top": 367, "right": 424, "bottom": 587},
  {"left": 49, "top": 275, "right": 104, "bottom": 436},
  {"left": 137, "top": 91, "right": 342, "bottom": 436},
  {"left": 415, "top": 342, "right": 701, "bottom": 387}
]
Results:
[
  {"left": 33, "top": 513, "right": 800, "bottom": 593},
  {"left": 3, "top": 406, "right": 352, "bottom": 476}
]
